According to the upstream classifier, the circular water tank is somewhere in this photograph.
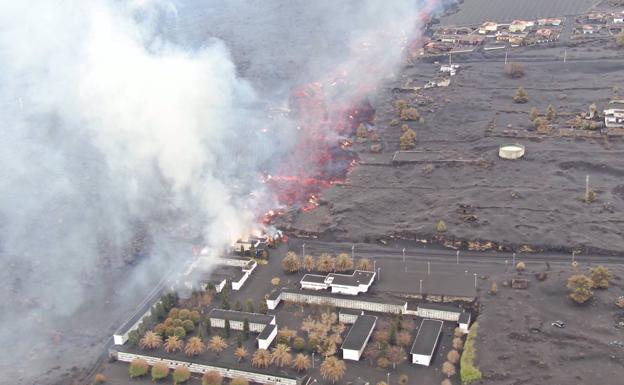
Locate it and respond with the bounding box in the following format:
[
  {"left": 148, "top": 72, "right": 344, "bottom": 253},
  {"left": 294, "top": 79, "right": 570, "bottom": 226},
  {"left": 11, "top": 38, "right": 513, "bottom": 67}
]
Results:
[{"left": 499, "top": 143, "right": 525, "bottom": 160}]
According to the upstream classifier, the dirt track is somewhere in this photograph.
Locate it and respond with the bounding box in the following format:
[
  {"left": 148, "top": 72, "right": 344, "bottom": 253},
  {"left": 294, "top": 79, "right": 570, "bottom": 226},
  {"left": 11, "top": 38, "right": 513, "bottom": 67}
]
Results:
[{"left": 287, "top": 42, "right": 624, "bottom": 255}]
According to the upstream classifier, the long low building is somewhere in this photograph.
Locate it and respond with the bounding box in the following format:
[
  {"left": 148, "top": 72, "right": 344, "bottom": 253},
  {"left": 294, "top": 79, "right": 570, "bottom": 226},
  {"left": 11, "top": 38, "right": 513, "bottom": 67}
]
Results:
[
  {"left": 410, "top": 319, "right": 443, "bottom": 366},
  {"left": 341, "top": 315, "right": 377, "bottom": 361},
  {"left": 268, "top": 289, "right": 406, "bottom": 314},
  {"left": 208, "top": 309, "right": 275, "bottom": 333}
]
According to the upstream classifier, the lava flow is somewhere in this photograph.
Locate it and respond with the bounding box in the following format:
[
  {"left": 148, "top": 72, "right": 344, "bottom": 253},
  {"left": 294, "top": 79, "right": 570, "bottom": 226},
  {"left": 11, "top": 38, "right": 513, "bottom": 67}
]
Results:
[{"left": 262, "top": 76, "right": 375, "bottom": 222}]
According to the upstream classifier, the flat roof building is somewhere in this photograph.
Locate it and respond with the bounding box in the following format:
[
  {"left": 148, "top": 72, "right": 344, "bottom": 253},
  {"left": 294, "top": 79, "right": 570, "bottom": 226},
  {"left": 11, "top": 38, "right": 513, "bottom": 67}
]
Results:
[
  {"left": 299, "top": 270, "right": 376, "bottom": 296},
  {"left": 410, "top": 319, "right": 443, "bottom": 366},
  {"left": 341, "top": 315, "right": 377, "bottom": 361}
]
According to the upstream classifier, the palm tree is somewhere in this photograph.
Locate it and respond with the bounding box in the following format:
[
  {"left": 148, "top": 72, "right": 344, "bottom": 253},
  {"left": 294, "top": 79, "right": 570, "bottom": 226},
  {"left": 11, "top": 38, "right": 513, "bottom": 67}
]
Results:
[
  {"left": 139, "top": 331, "right": 162, "bottom": 350},
  {"left": 271, "top": 343, "right": 293, "bottom": 367},
  {"left": 316, "top": 253, "right": 336, "bottom": 273},
  {"left": 292, "top": 353, "right": 311, "bottom": 372},
  {"left": 164, "top": 335, "right": 184, "bottom": 353},
  {"left": 320, "top": 356, "right": 346, "bottom": 384},
  {"left": 356, "top": 258, "right": 372, "bottom": 271},
  {"left": 208, "top": 335, "right": 228, "bottom": 356},
  {"left": 184, "top": 336, "right": 206, "bottom": 356},
  {"left": 252, "top": 349, "right": 272, "bottom": 369},
  {"left": 335, "top": 253, "right": 354, "bottom": 272},
  {"left": 302, "top": 255, "right": 315, "bottom": 272},
  {"left": 234, "top": 346, "right": 248, "bottom": 362}
]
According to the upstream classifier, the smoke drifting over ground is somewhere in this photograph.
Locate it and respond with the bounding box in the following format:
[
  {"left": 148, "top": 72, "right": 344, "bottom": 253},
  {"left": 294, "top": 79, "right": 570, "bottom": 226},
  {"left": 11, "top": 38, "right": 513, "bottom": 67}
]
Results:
[{"left": 0, "top": 1, "right": 443, "bottom": 383}]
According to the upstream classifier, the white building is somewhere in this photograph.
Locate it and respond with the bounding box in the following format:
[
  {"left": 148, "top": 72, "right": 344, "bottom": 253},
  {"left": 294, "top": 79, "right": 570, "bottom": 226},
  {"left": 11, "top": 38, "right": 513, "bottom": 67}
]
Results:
[
  {"left": 459, "top": 312, "right": 472, "bottom": 334},
  {"left": 257, "top": 324, "right": 277, "bottom": 350},
  {"left": 208, "top": 309, "right": 275, "bottom": 333},
  {"left": 341, "top": 315, "right": 377, "bottom": 361},
  {"left": 299, "top": 270, "right": 376, "bottom": 296},
  {"left": 410, "top": 319, "right": 443, "bottom": 366}
]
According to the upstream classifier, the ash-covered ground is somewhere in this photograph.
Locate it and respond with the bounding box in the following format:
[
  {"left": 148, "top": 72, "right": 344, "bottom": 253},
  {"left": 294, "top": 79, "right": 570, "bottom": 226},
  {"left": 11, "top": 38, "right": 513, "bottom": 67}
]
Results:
[
  {"left": 287, "top": 41, "right": 624, "bottom": 254},
  {"left": 476, "top": 263, "right": 624, "bottom": 385}
]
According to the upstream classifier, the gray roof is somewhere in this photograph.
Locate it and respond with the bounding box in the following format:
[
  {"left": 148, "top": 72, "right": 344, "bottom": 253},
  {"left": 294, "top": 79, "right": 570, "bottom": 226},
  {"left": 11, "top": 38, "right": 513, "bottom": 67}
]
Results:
[
  {"left": 417, "top": 303, "right": 462, "bottom": 314},
  {"left": 267, "top": 291, "right": 281, "bottom": 301},
  {"left": 328, "top": 270, "right": 375, "bottom": 287},
  {"left": 301, "top": 274, "right": 327, "bottom": 284},
  {"left": 459, "top": 312, "right": 471, "bottom": 324},
  {"left": 410, "top": 319, "right": 443, "bottom": 356},
  {"left": 341, "top": 315, "right": 377, "bottom": 351},
  {"left": 257, "top": 324, "right": 276, "bottom": 340},
  {"left": 281, "top": 288, "right": 406, "bottom": 306},
  {"left": 208, "top": 309, "right": 274, "bottom": 325}
]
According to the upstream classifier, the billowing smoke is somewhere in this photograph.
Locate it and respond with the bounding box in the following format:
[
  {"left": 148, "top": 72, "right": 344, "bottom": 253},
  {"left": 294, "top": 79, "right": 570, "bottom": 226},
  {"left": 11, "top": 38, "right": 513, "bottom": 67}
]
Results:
[{"left": 0, "top": 0, "right": 448, "bottom": 383}]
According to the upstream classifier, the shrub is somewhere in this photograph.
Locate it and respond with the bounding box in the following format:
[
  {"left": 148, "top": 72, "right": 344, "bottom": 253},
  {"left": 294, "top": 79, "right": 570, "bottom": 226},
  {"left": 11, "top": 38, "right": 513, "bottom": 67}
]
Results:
[
  {"left": 169, "top": 308, "right": 180, "bottom": 319},
  {"left": 400, "top": 107, "right": 420, "bottom": 121},
  {"left": 128, "top": 358, "right": 149, "bottom": 378},
  {"left": 567, "top": 274, "right": 594, "bottom": 304},
  {"left": 202, "top": 370, "right": 223, "bottom": 385},
  {"left": 178, "top": 309, "right": 190, "bottom": 320},
  {"left": 504, "top": 62, "right": 525, "bottom": 78},
  {"left": 453, "top": 337, "right": 464, "bottom": 350},
  {"left": 442, "top": 361, "right": 456, "bottom": 378},
  {"left": 271, "top": 277, "right": 280, "bottom": 286},
  {"left": 173, "top": 326, "right": 186, "bottom": 339},
  {"left": 172, "top": 366, "right": 191, "bottom": 384},
  {"left": 589, "top": 265, "right": 612, "bottom": 289},
  {"left": 293, "top": 337, "right": 306, "bottom": 351},
  {"left": 529, "top": 107, "right": 539, "bottom": 121},
  {"left": 617, "top": 31, "right": 624, "bottom": 47},
  {"left": 546, "top": 104, "right": 556, "bottom": 121},
  {"left": 182, "top": 319, "right": 195, "bottom": 332},
  {"left": 398, "top": 374, "right": 409, "bottom": 385},
  {"left": 394, "top": 99, "right": 408, "bottom": 113},
  {"left": 189, "top": 310, "right": 201, "bottom": 323},
  {"left": 436, "top": 220, "right": 447, "bottom": 233},
  {"left": 515, "top": 261, "right": 526, "bottom": 272},
  {"left": 151, "top": 362, "right": 169, "bottom": 381},
  {"left": 230, "top": 377, "right": 249, "bottom": 385},
  {"left": 460, "top": 323, "right": 482, "bottom": 384},
  {"left": 356, "top": 123, "right": 368, "bottom": 139},
  {"left": 399, "top": 127, "right": 417, "bottom": 150},
  {"left": 513, "top": 87, "right": 529, "bottom": 103},
  {"left": 616, "top": 296, "right": 624, "bottom": 309},
  {"left": 377, "top": 356, "right": 390, "bottom": 369},
  {"left": 447, "top": 349, "right": 460, "bottom": 364},
  {"left": 93, "top": 373, "right": 107, "bottom": 384}
]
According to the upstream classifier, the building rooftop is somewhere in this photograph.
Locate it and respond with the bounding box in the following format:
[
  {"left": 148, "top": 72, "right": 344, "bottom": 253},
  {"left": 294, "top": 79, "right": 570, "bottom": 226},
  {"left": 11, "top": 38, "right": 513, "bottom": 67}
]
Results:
[
  {"left": 327, "top": 270, "right": 375, "bottom": 287},
  {"left": 342, "top": 315, "right": 377, "bottom": 351},
  {"left": 416, "top": 302, "right": 462, "bottom": 313},
  {"left": 267, "top": 291, "right": 281, "bottom": 301},
  {"left": 281, "top": 288, "right": 406, "bottom": 306},
  {"left": 208, "top": 309, "right": 274, "bottom": 325},
  {"left": 257, "top": 324, "right": 276, "bottom": 340},
  {"left": 410, "top": 319, "right": 443, "bottom": 356},
  {"left": 301, "top": 274, "right": 327, "bottom": 284}
]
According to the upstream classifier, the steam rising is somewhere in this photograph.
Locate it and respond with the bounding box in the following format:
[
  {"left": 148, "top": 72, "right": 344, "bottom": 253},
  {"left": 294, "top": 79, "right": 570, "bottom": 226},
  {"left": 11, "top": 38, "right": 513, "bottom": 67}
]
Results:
[{"left": 0, "top": 0, "right": 446, "bottom": 383}]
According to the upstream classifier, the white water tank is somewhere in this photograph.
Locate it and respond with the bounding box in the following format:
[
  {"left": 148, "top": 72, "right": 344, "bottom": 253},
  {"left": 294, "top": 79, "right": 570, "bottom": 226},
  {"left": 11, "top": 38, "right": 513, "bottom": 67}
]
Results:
[{"left": 499, "top": 143, "right": 525, "bottom": 160}]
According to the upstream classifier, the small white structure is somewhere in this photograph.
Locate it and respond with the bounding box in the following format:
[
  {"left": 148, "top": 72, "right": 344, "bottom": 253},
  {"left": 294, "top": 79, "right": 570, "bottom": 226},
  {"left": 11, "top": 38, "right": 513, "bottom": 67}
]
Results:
[
  {"left": 415, "top": 304, "right": 462, "bottom": 322},
  {"left": 499, "top": 143, "right": 525, "bottom": 160},
  {"left": 342, "top": 315, "right": 377, "bottom": 361},
  {"left": 440, "top": 64, "right": 459, "bottom": 76},
  {"left": 257, "top": 324, "right": 277, "bottom": 350},
  {"left": 300, "top": 274, "right": 329, "bottom": 290},
  {"left": 478, "top": 21, "right": 498, "bottom": 34},
  {"left": 459, "top": 312, "right": 472, "bottom": 334},
  {"left": 410, "top": 319, "right": 443, "bottom": 366},
  {"left": 605, "top": 108, "right": 624, "bottom": 128},
  {"left": 266, "top": 291, "right": 282, "bottom": 310}
]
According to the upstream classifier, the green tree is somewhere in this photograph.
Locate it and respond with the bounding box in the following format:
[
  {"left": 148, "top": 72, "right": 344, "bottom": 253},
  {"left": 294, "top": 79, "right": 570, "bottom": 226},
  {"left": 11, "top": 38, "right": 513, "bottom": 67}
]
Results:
[
  {"left": 589, "top": 265, "right": 612, "bottom": 289},
  {"left": 221, "top": 296, "right": 230, "bottom": 310},
  {"left": 173, "top": 326, "right": 186, "bottom": 339},
  {"left": 127, "top": 330, "right": 140, "bottom": 347},
  {"left": 243, "top": 318, "right": 250, "bottom": 339},
  {"left": 224, "top": 319, "right": 231, "bottom": 338},
  {"left": 567, "top": 274, "right": 594, "bottom": 304},
  {"left": 388, "top": 324, "right": 397, "bottom": 345},
  {"left": 546, "top": 104, "right": 556, "bottom": 121},
  {"left": 172, "top": 366, "right": 191, "bottom": 384},
  {"left": 293, "top": 336, "right": 306, "bottom": 351},
  {"left": 529, "top": 107, "right": 539, "bottom": 121},
  {"left": 128, "top": 359, "right": 149, "bottom": 378},
  {"left": 182, "top": 319, "right": 195, "bottom": 332},
  {"left": 151, "top": 362, "right": 169, "bottom": 381},
  {"left": 245, "top": 299, "right": 254, "bottom": 313},
  {"left": 513, "top": 87, "right": 529, "bottom": 103},
  {"left": 204, "top": 317, "right": 212, "bottom": 336}
]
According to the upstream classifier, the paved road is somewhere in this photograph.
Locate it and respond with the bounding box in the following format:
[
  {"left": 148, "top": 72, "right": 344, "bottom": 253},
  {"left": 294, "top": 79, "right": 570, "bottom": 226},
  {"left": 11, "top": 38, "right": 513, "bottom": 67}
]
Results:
[{"left": 288, "top": 237, "right": 624, "bottom": 266}]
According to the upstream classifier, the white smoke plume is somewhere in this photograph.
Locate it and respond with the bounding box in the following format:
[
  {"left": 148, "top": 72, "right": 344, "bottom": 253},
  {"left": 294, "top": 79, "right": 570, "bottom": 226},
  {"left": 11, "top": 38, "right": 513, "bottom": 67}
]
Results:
[{"left": 0, "top": 0, "right": 450, "bottom": 383}]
